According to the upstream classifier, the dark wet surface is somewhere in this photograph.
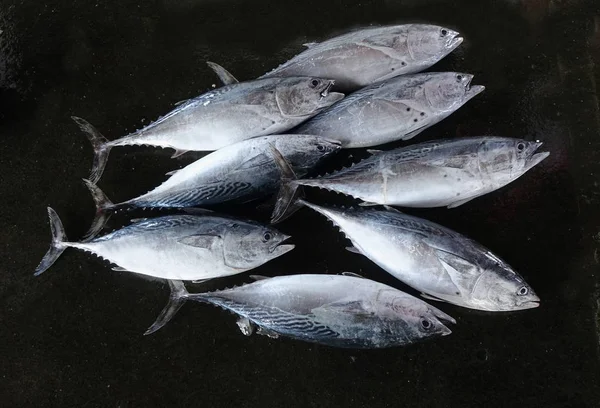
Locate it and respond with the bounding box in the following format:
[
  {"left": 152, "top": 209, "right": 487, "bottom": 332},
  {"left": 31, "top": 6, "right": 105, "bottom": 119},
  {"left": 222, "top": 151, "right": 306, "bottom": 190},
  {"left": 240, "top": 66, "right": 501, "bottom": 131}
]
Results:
[{"left": 2, "top": 0, "right": 600, "bottom": 407}]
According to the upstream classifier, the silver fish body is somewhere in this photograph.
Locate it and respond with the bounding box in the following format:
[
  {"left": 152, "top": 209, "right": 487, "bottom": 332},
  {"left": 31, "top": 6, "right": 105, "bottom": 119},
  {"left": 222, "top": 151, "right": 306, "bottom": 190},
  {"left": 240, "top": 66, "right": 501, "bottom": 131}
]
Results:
[
  {"left": 82, "top": 135, "right": 341, "bottom": 240},
  {"left": 35, "top": 209, "right": 294, "bottom": 281},
  {"left": 74, "top": 77, "right": 344, "bottom": 183},
  {"left": 300, "top": 202, "right": 540, "bottom": 312},
  {"left": 289, "top": 137, "right": 549, "bottom": 208},
  {"left": 122, "top": 135, "right": 339, "bottom": 208},
  {"left": 294, "top": 72, "right": 484, "bottom": 148},
  {"left": 146, "top": 275, "right": 455, "bottom": 348},
  {"left": 261, "top": 24, "right": 463, "bottom": 92}
]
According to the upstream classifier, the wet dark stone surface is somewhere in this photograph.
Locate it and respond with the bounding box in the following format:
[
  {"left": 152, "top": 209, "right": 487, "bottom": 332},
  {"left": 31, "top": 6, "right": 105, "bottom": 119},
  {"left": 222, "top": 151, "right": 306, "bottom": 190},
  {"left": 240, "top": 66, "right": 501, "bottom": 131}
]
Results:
[{"left": 1, "top": 0, "right": 600, "bottom": 407}]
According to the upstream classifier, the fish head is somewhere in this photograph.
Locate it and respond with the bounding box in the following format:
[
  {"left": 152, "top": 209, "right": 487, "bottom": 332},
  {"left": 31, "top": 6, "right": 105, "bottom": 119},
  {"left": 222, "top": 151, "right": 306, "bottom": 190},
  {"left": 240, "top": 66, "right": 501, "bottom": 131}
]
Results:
[
  {"left": 273, "top": 136, "right": 342, "bottom": 171},
  {"left": 222, "top": 223, "right": 294, "bottom": 269},
  {"left": 377, "top": 290, "right": 455, "bottom": 342},
  {"left": 470, "top": 254, "right": 540, "bottom": 311},
  {"left": 477, "top": 138, "right": 549, "bottom": 184},
  {"left": 407, "top": 25, "right": 463, "bottom": 65},
  {"left": 276, "top": 77, "right": 344, "bottom": 118},
  {"left": 423, "top": 72, "right": 484, "bottom": 112}
]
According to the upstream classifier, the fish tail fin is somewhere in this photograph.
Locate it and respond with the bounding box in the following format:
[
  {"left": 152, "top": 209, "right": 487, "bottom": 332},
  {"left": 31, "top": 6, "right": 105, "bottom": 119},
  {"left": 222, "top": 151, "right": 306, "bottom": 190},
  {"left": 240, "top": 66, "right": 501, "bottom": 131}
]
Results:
[
  {"left": 145, "top": 280, "right": 189, "bottom": 335},
  {"left": 268, "top": 144, "right": 306, "bottom": 224},
  {"left": 72, "top": 116, "right": 112, "bottom": 184},
  {"left": 82, "top": 178, "right": 115, "bottom": 241},
  {"left": 35, "top": 207, "right": 69, "bottom": 276}
]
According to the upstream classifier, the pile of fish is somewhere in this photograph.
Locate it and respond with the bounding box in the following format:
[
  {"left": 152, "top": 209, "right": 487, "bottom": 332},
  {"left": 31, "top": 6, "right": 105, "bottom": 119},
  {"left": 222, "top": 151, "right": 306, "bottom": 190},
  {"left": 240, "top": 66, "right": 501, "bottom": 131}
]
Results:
[{"left": 36, "top": 24, "right": 548, "bottom": 349}]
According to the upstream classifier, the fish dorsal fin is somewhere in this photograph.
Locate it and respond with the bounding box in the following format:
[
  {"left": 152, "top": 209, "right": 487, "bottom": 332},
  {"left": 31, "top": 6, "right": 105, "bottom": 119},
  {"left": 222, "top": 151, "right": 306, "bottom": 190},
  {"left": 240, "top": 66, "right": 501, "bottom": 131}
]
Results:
[
  {"left": 345, "top": 246, "right": 363, "bottom": 255},
  {"left": 303, "top": 42, "right": 318, "bottom": 48},
  {"left": 206, "top": 61, "right": 239, "bottom": 85},
  {"left": 174, "top": 99, "right": 188, "bottom": 106},
  {"left": 178, "top": 234, "right": 221, "bottom": 249},
  {"left": 367, "top": 149, "right": 382, "bottom": 155},
  {"left": 130, "top": 218, "right": 148, "bottom": 224},
  {"left": 171, "top": 149, "right": 189, "bottom": 159},
  {"left": 341, "top": 271, "right": 365, "bottom": 278},
  {"left": 165, "top": 169, "right": 179, "bottom": 177}
]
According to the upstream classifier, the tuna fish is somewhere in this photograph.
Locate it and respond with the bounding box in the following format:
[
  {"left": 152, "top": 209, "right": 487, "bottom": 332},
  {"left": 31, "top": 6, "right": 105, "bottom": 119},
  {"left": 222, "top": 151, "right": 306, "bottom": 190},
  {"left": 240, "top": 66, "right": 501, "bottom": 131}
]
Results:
[
  {"left": 259, "top": 24, "right": 464, "bottom": 92},
  {"left": 73, "top": 76, "right": 344, "bottom": 183},
  {"left": 35, "top": 208, "right": 294, "bottom": 281},
  {"left": 145, "top": 274, "right": 456, "bottom": 348},
  {"left": 289, "top": 202, "right": 540, "bottom": 312},
  {"left": 292, "top": 72, "right": 484, "bottom": 148},
  {"left": 270, "top": 137, "right": 549, "bottom": 222},
  {"left": 81, "top": 135, "right": 341, "bottom": 240}
]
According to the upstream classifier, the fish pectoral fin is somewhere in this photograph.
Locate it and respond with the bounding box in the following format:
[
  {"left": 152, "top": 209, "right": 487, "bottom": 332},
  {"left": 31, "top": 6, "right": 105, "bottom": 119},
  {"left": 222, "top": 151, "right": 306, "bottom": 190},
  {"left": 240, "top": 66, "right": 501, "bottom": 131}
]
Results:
[
  {"left": 345, "top": 246, "right": 363, "bottom": 255},
  {"left": 236, "top": 317, "right": 256, "bottom": 336},
  {"left": 165, "top": 169, "right": 180, "bottom": 177},
  {"left": 341, "top": 271, "right": 365, "bottom": 278},
  {"left": 256, "top": 326, "right": 280, "bottom": 339},
  {"left": 231, "top": 152, "right": 271, "bottom": 173},
  {"left": 317, "top": 300, "right": 373, "bottom": 318},
  {"left": 447, "top": 197, "right": 476, "bottom": 208},
  {"left": 178, "top": 234, "right": 222, "bottom": 249}
]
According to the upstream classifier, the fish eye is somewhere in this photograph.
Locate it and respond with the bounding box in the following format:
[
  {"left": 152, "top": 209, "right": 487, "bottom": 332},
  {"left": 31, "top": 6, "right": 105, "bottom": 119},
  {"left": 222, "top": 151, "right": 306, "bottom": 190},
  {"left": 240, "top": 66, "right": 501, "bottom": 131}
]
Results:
[
  {"left": 517, "top": 142, "right": 526, "bottom": 152},
  {"left": 456, "top": 74, "right": 463, "bottom": 82},
  {"left": 262, "top": 232, "right": 272, "bottom": 242},
  {"left": 316, "top": 144, "right": 326, "bottom": 152},
  {"left": 310, "top": 79, "right": 320, "bottom": 88},
  {"left": 420, "top": 318, "right": 432, "bottom": 330},
  {"left": 441, "top": 29, "right": 448, "bottom": 37},
  {"left": 517, "top": 286, "right": 529, "bottom": 296}
]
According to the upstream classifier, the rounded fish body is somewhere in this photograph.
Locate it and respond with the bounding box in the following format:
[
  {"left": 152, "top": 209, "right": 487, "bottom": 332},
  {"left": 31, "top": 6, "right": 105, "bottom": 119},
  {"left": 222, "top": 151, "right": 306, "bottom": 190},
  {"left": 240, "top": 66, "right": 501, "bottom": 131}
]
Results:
[
  {"left": 262, "top": 24, "right": 463, "bottom": 92},
  {"left": 298, "top": 137, "right": 549, "bottom": 208},
  {"left": 294, "top": 73, "right": 484, "bottom": 147},
  {"left": 193, "top": 274, "right": 454, "bottom": 348},
  {"left": 113, "top": 77, "right": 344, "bottom": 151},
  {"left": 300, "top": 203, "right": 540, "bottom": 312},
  {"left": 128, "top": 135, "right": 341, "bottom": 208},
  {"left": 68, "top": 215, "right": 294, "bottom": 280}
]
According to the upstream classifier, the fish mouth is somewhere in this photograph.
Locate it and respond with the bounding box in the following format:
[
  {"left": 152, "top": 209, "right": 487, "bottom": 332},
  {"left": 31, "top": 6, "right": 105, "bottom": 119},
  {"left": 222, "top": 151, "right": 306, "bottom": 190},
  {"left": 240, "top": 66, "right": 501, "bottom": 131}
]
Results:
[
  {"left": 439, "top": 324, "right": 452, "bottom": 336},
  {"left": 446, "top": 33, "right": 463, "bottom": 50},
  {"left": 321, "top": 80, "right": 334, "bottom": 97},
  {"left": 526, "top": 141, "right": 550, "bottom": 170},
  {"left": 430, "top": 305, "right": 457, "bottom": 325},
  {"left": 517, "top": 299, "right": 540, "bottom": 310},
  {"left": 464, "top": 75, "right": 485, "bottom": 100},
  {"left": 269, "top": 235, "right": 295, "bottom": 256}
]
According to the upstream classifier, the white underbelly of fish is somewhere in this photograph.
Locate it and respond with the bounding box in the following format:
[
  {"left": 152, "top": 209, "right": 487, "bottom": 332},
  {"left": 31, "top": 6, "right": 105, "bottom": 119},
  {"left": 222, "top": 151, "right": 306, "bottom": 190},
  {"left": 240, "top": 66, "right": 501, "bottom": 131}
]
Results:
[{"left": 88, "top": 241, "right": 236, "bottom": 280}]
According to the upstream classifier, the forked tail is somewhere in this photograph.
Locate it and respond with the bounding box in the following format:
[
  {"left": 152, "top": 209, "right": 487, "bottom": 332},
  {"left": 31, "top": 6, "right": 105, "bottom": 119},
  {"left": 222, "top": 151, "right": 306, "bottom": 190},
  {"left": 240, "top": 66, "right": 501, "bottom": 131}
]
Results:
[
  {"left": 268, "top": 145, "right": 305, "bottom": 224},
  {"left": 82, "top": 179, "right": 116, "bottom": 241},
  {"left": 72, "top": 116, "right": 111, "bottom": 184},
  {"left": 34, "top": 207, "right": 69, "bottom": 276},
  {"left": 145, "top": 280, "right": 190, "bottom": 335}
]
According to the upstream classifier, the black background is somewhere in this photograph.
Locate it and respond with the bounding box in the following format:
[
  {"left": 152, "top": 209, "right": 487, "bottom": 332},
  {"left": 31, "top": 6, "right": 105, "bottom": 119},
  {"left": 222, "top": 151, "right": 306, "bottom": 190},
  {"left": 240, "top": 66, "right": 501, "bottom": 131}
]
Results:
[{"left": 1, "top": 0, "right": 600, "bottom": 407}]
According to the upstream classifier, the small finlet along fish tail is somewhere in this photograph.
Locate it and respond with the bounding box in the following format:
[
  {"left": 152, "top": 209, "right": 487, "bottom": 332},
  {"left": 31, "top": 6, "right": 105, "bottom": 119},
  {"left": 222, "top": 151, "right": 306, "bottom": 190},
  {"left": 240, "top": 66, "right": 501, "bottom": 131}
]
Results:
[
  {"left": 34, "top": 207, "right": 69, "bottom": 276},
  {"left": 82, "top": 179, "right": 115, "bottom": 241},
  {"left": 71, "top": 116, "right": 112, "bottom": 184},
  {"left": 145, "top": 280, "right": 190, "bottom": 335},
  {"left": 268, "top": 144, "right": 305, "bottom": 224}
]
